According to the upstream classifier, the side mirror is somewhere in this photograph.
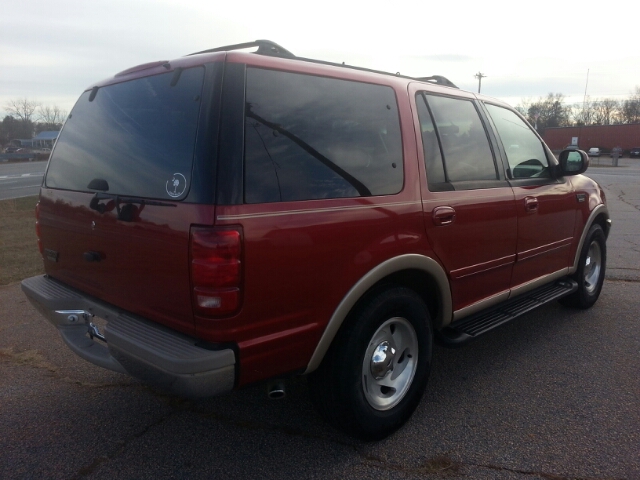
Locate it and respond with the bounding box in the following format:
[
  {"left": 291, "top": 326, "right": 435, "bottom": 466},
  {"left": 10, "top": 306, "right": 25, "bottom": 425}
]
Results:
[{"left": 557, "top": 149, "right": 589, "bottom": 176}]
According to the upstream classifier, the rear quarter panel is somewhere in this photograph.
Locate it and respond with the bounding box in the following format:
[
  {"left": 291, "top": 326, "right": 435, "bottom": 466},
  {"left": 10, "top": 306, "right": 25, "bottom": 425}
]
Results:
[{"left": 203, "top": 74, "right": 430, "bottom": 385}]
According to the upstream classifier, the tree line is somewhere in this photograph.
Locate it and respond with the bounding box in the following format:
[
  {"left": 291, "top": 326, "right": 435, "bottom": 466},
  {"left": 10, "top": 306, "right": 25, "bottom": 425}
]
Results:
[
  {"left": 516, "top": 87, "right": 640, "bottom": 132},
  {"left": 0, "top": 98, "right": 68, "bottom": 147}
]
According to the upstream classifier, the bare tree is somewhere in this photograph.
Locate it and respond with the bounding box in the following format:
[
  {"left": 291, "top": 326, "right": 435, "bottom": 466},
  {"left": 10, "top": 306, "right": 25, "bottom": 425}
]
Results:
[
  {"left": 517, "top": 93, "right": 571, "bottom": 131},
  {"left": 0, "top": 115, "right": 34, "bottom": 145},
  {"left": 519, "top": 89, "right": 640, "bottom": 127},
  {"left": 592, "top": 98, "right": 620, "bottom": 125},
  {"left": 572, "top": 96, "right": 596, "bottom": 126},
  {"left": 515, "top": 98, "right": 531, "bottom": 117},
  {"left": 38, "top": 105, "right": 67, "bottom": 126},
  {"left": 621, "top": 86, "right": 640, "bottom": 124},
  {"left": 4, "top": 98, "right": 40, "bottom": 123}
]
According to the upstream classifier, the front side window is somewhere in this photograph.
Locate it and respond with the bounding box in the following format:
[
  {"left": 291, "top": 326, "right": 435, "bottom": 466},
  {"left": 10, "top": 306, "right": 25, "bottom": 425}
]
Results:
[
  {"left": 425, "top": 95, "right": 498, "bottom": 183},
  {"left": 244, "top": 68, "right": 403, "bottom": 203},
  {"left": 484, "top": 103, "right": 550, "bottom": 179}
]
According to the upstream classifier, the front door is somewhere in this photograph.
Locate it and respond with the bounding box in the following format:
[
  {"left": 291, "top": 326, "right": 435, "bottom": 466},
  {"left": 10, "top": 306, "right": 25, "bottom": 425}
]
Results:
[{"left": 482, "top": 103, "right": 576, "bottom": 289}]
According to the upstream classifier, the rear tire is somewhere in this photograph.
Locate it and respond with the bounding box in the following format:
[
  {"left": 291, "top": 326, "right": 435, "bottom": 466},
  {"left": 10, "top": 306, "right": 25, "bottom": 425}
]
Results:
[
  {"left": 560, "top": 224, "right": 606, "bottom": 309},
  {"left": 308, "top": 286, "right": 432, "bottom": 440}
]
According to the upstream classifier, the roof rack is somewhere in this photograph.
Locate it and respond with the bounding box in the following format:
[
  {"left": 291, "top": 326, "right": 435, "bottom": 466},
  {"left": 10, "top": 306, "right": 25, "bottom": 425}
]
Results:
[
  {"left": 188, "top": 40, "right": 458, "bottom": 89},
  {"left": 188, "top": 40, "right": 294, "bottom": 58}
]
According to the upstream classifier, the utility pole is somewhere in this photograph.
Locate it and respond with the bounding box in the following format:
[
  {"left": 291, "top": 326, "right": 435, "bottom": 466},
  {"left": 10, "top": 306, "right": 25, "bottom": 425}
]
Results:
[{"left": 474, "top": 72, "right": 486, "bottom": 94}]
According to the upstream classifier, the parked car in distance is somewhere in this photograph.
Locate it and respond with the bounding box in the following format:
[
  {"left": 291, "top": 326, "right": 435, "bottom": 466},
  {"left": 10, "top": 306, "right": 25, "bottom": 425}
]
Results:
[
  {"left": 21, "top": 39, "right": 611, "bottom": 440},
  {"left": 628, "top": 147, "right": 640, "bottom": 158},
  {"left": 588, "top": 147, "right": 601, "bottom": 157},
  {"left": 33, "top": 148, "right": 52, "bottom": 155},
  {"left": 610, "top": 146, "right": 623, "bottom": 158},
  {"left": 565, "top": 144, "right": 580, "bottom": 150},
  {"left": 4, "top": 146, "right": 21, "bottom": 153}
]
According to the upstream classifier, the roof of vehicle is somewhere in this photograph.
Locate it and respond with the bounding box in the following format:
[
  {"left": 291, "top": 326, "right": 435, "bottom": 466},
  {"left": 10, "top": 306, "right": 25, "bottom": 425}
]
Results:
[
  {"left": 187, "top": 40, "right": 460, "bottom": 88},
  {"left": 89, "top": 39, "right": 463, "bottom": 93}
]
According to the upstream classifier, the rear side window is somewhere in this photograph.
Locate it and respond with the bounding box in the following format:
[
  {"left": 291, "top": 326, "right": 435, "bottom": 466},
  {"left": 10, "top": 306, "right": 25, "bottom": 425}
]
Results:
[
  {"left": 415, "top": 94, "right": 445, "bottom": 187},
  {"left": 425, "top": 95, "right": 498, "bottom": 183},
  {"left": 45, "top": 67, "right": 205, "bottom": 200},
  {"left": 244, "top": 68, "right": 403, "bottom": 203}
]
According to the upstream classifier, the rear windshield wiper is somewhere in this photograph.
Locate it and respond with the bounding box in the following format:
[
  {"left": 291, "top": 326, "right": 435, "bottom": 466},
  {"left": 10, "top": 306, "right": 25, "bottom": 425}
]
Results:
[{"left": 89, "top": 192, "right": 176, "bottom": 222}]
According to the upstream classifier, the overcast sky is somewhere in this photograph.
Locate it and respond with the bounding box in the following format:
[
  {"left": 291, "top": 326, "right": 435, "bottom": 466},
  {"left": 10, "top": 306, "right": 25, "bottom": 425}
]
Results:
[{"left": 2, "top": 0, "right": 639, "bottom": 119}]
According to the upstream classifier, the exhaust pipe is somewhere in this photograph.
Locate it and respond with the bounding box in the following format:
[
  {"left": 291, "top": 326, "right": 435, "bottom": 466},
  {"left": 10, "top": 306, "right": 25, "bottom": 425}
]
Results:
[{"left": 267, "top": 380, "right": 286, "bottom": 400}]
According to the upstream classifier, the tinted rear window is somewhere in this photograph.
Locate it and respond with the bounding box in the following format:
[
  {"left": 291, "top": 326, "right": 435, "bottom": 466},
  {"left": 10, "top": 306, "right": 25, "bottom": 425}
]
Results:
[
  {"left": 45, "top": 67, "right": 205, "bottom": 200},
  {"left": 244, "top": 68, "right": 403, "bottom": 203},
  {"left": 425, "top": 95, "right": 498, "bottom": 183}
]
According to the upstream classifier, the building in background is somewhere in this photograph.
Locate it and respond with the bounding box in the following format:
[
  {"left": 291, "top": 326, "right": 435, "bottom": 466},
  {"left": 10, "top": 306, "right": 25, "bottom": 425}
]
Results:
[{"left": 543, "top": 124, "right": 640, "bottom": 154}]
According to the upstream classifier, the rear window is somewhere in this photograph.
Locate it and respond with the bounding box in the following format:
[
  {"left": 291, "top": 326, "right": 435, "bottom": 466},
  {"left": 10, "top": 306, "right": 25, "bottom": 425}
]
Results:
[
  {"left": 244, "top": 68, "right": 403, "bottom": 203},
  {"left": 424, "top": 95, "right": 498, "bottom": 183},
  {"left": 45, "top": 67, "right": 205, "bottom": 200}
]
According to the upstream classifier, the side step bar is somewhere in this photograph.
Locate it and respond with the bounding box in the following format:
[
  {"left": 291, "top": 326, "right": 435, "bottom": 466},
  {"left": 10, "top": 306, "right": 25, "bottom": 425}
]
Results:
[{"left": 437, "top": 279, "right": 578, "bottom": 347}]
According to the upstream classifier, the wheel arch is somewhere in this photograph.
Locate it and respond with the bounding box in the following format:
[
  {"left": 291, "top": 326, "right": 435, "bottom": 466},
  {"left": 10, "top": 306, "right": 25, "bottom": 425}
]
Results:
[
  {"left": 569, "top": 204, "right": 610, "bottom": 275},
  {"left": 304, "top": 254, "right": 451, "bottom": 374}
]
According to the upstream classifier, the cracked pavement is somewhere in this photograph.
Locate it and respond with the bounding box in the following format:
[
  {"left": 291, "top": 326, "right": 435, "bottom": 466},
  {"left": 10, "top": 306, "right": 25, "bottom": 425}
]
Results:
[{"left": 1, "top": 160, "right": 639, "bottom": 479}]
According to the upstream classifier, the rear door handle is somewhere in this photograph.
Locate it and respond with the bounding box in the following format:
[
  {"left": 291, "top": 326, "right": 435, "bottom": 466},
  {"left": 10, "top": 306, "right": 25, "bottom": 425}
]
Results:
[{"left": 433, "top": 206, "right": 456, "bottom": 226}]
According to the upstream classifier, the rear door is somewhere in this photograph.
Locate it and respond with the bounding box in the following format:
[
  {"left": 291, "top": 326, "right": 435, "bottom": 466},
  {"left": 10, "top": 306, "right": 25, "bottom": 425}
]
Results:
[{"left": 412, "top": 87, "right": 518, "bottom": 314}]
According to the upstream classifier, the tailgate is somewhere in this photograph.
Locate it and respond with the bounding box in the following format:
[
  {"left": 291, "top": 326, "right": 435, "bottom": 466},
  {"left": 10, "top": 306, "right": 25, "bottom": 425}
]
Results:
[
  {"left": 37, "top": 63, "right": 215, "bottom": 335},
  {"left": 37, "top": 189, "right": 214, "bottom": 335}
]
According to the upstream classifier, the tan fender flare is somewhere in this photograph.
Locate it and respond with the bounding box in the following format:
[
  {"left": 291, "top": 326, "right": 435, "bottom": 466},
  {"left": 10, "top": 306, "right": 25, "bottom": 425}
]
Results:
[
  {"left": 569, "top": 204, "right": 611, "bottom": 275},
  {"left": 304, "top": 254, "right": 451, "bottom": 374}
]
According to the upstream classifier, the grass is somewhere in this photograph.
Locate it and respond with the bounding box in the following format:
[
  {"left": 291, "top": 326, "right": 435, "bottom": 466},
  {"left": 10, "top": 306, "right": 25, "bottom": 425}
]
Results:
[{"left": 0, "top": 195, "right": 44, "bottom": 286}]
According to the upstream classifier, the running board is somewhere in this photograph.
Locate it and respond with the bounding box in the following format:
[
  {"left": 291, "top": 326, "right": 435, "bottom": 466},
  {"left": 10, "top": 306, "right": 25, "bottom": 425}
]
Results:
[{"left": 437, "top": 279, "right": 578, "bottom": 347}]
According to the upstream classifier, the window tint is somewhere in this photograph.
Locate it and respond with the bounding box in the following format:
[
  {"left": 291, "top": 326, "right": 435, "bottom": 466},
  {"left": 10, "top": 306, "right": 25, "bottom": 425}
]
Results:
[
  {"left": 244, "top": 68, "right": 403, "bottom": 203},
  {"left": 46, "top": 67, "right": 204, "bottom": 200},
  {"left": 484, "top": 104, "right": 549, "bottom": 179},
  {"left": 425, "top": 95, "right": 497, "bottom": 182},
  {"left": 415, "top": 94, "right": 445, "bottom": 187}
]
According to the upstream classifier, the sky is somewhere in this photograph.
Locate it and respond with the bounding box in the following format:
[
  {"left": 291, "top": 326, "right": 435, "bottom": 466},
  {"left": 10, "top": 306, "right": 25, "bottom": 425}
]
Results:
[{"left": 2, "top": 0, "right": 639, "bottom": 120}]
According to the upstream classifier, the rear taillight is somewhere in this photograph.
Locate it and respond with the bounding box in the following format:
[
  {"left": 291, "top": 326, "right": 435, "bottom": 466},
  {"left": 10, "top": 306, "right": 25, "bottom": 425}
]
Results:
[
  {"left": 35, "top": 202, "right": 43, "bottom": 255},
  {"left": 190, "top": 226, "right": 242, "bottom": 317}
]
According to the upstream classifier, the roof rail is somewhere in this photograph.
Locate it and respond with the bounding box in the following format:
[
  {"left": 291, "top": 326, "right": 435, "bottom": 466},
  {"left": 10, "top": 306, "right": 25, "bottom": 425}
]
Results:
[
  {"left": 415, "top": 76, "right": 458, "bottom": 89},
  {"left": 188, "top": 40, "right": 458, "bottom": 89},
  {"left": 188, "top": 39, "right": 294, "bottom": 58}
]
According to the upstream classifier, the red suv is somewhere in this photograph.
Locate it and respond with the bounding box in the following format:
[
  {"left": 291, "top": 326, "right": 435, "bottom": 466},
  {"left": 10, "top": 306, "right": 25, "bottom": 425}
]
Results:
[{"left": 22, "top": 40, "right": 610, "bottom": 440}]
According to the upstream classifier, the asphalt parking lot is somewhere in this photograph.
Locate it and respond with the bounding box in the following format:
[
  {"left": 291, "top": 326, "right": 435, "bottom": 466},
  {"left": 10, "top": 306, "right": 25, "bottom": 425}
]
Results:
[
  {"left": 1, "top": 280, "right": 638, "bottom": 479},
  {"left": 1, "top": 160, "right": 639, "bottom": 479}
]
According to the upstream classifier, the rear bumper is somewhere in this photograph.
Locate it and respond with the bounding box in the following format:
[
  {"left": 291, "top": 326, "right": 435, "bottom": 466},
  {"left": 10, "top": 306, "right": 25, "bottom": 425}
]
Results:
[{"left": 21, "top": 275, "right": 236, "bottom": 398}]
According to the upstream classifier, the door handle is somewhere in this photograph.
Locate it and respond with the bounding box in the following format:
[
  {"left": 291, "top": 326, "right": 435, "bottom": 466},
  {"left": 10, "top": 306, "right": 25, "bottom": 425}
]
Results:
[
  {"left": 524, "top": 196, "right": 538, "bottom": 213},
  {"left": 432, "top": 206, "right": 456, "bottom": 226}
]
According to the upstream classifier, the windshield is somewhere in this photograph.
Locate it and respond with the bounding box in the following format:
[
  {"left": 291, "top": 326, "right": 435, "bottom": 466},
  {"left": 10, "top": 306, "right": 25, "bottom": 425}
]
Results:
[{"left": 45, "top": 67, "right": 204, "bottom": 200}]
